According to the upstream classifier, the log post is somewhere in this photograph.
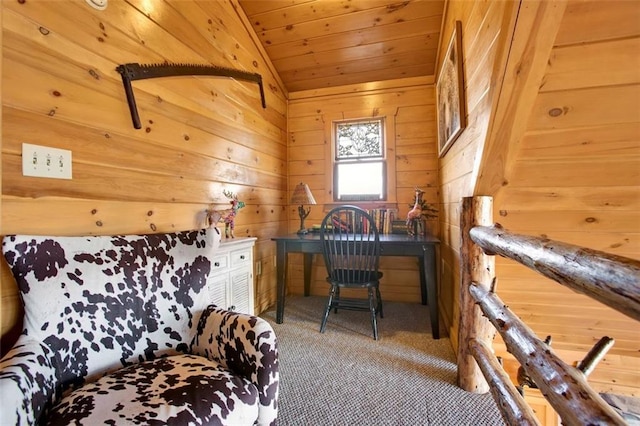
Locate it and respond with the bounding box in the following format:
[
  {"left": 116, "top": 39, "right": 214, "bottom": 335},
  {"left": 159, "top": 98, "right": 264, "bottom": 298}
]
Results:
[
  {"left": 457, "top": 196, "right": 496, "bottom": 392},
  {"left": 577, "top": 336, "right": 615, "bottom": 377}
]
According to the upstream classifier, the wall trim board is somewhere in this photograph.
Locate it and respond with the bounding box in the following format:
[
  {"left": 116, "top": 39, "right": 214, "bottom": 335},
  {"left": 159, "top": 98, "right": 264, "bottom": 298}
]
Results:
[
  {"left": 473, "top": 0, "right": 568, "bottom": 196},
  {"left": 288, "top": 75, "right": 434, "bottom": 101}
]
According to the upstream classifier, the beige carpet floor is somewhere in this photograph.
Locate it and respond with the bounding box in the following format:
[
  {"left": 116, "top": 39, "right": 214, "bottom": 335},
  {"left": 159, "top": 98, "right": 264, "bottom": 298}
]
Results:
[{"left": 260, "top": 295, "right": 506, "bottom": 426}]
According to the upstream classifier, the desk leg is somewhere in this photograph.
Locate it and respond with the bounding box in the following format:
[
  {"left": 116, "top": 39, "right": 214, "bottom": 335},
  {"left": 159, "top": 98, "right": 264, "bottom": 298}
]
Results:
[
  {"left": 423, "top": 245, "right": 440, "bottom": 339},
  {"left": 303, "top": 253, "right": 313, "bottom": 297},
  {"left": 418, "top": 256, "right": 428, "bottom": 305},
  {"left": 276, "top": 241, "right": 287, "bottom": 324}
]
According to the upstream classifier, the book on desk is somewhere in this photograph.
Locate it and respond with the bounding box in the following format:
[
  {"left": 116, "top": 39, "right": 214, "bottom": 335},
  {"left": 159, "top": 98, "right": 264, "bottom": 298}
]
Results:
[{"left": 308, "top": 208, "right": 401, "bottom": 234}]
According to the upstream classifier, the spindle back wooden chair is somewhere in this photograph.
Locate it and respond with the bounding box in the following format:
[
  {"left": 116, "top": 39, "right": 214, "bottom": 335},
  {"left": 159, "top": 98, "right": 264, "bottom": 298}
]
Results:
[{"left": 319, "top": 205, "right": 383, "bottom": 340}]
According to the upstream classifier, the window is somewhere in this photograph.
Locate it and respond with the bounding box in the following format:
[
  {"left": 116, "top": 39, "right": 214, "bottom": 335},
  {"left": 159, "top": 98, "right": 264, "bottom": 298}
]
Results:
[{"left": 333, "top": 118, "right": 386, "bottom": 201}]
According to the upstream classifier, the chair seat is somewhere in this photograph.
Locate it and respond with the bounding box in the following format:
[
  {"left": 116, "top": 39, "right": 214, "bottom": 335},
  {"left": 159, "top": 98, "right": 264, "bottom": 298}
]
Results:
[
  {"left": 329, "top": 269, "right": 383, "bottom": 286},
  {"left": 47, "top": 354, "right": 260, "bottom": 426},
  {"left": 326, "top": 296, "right": 378, "bottom": 312}
]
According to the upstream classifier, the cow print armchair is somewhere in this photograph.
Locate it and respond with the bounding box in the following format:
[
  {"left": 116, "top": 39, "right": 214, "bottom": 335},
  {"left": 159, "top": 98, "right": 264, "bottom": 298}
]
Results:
[{"left": 0, "top": 229, "right": 279, "bottom": 425}]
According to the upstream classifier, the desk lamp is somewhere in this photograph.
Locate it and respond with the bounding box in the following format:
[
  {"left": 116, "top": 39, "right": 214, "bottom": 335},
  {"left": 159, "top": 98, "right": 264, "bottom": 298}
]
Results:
[{"left": 291, "top": 182, "right": 317, "bottom": 235}]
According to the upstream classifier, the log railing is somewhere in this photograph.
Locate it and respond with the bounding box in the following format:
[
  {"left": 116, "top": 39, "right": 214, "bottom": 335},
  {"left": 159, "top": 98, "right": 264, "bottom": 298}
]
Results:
[{"left": 457, "top": 196, "right": 640, "bottom": 425}]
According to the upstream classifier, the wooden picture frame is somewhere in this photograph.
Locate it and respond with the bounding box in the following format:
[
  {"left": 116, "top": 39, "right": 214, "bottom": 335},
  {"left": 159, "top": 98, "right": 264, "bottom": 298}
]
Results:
[{"left": 437, "top": 21, "right": 466, "bottom": 157}]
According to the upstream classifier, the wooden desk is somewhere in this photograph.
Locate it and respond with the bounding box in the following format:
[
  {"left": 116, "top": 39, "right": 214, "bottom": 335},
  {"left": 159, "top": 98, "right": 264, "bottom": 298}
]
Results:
[{"left": 272, "top": 233, "right": 441, "bottom": 339}]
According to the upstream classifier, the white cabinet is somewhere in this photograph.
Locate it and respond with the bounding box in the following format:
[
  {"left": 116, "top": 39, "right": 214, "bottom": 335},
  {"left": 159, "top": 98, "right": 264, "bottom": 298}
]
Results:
[{"left": 207, "top": 237, "right": 256, "bottom": 315}]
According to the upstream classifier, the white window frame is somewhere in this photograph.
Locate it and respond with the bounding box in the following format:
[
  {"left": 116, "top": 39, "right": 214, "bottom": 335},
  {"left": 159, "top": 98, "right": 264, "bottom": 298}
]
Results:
[
  {"left": 323, "top": 110, "right": 397, "bottom": 206},
  {"left": 333, "top": 118, "right": 387, "bottom": 202}
]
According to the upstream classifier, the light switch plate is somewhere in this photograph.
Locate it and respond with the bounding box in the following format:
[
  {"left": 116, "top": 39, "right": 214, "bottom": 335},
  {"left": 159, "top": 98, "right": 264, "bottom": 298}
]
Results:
[{"left": 22, "top": 143, "right": 73, "bottom": 179}]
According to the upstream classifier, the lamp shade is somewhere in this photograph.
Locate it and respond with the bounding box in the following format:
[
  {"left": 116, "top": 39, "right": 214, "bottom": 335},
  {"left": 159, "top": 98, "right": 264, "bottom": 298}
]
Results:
[{"left": 290, "top": 182, "right": 317, "bottom": 205}]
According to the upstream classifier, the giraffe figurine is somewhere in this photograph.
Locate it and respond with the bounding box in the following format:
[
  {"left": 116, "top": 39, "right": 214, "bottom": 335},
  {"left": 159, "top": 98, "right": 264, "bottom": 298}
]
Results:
[{"left": 406, "top": 188, "right": 425, "bottom": 236}]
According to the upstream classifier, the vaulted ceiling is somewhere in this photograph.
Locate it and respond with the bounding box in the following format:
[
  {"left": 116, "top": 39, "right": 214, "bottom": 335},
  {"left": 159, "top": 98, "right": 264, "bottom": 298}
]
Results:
[{"left": 237, "top": 0, "right": 445, "bottom": 93}]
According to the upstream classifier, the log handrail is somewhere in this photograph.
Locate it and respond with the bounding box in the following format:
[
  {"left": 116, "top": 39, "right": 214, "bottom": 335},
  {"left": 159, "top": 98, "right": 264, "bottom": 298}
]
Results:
[
  {"left": 457, "top": 196, "right": 637, "bottom": 425},
  {"left": 468, "top": 338, "right": 539, "bottom": 426},
  {"left": 469, "top": 224, "right": 640, "bottom": 321},
  {"left": 470, "top": 284, "right": 624, "bottom": 424}
]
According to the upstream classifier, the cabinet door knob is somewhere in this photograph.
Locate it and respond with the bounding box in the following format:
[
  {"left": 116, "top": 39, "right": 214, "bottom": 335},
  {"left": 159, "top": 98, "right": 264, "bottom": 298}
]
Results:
[
  {"left": 214, "top": 262, "right": 220, "bottom": 267},
  {"left": 240, "top": 255, "right": 245, "bottom": 260},
  {"left": 229, "top": 305, "right": 236, "bottom": 311}
]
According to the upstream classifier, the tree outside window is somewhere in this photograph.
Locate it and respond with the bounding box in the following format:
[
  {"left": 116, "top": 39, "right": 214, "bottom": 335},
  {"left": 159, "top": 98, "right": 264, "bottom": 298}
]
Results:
[{"left": 334, "top": 118, "right": 386, "bottom": 201}]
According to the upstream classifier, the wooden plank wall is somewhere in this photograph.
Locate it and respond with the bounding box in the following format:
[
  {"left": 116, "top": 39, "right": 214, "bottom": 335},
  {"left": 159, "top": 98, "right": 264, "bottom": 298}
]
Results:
[
  {"left": 287, "top": 78, "right": 439, "bottom": 303},
  {"left": 0, "top": 0, "right": 288, "bottom": 352},
  {"left": 493, "top": 0, "right": 640, "bottom": 397},
  {"left": 437, "top": 0, "right": 515, "bottom": 341}
]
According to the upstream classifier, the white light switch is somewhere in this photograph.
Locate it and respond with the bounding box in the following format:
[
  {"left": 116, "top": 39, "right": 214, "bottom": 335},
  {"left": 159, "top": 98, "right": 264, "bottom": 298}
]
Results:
[{"left": 22, "top": 143, "right": 72, "bottom": 179}]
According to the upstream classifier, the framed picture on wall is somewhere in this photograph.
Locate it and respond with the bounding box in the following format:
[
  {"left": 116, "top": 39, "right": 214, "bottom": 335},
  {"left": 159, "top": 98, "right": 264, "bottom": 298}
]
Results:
[{"left": 436, "top": 20, "right": 466, "bottom": 157}]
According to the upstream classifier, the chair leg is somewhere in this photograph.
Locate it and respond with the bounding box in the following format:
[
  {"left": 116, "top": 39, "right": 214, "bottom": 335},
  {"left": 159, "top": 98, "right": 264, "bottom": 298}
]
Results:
[
  {"left": 376, "top": 286, "right": 384, "bottom": 318},
  {"left": 334, "top": 287, "right": 340, "bottom": 314},
  {"left": 320, "top": 286, "right": 336, "bottom": 333},
  {"left": 369, "top": 287, "right": 378, "bottom": 340}
]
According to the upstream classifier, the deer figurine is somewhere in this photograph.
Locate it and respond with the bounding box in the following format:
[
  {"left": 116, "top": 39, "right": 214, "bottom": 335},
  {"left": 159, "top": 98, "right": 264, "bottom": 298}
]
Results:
[
  {"left": 406, "top": 188, "right": 425, "bottom": 236},
  {"left": 205, "top": 190, "right": 246, "bottom": 238}
]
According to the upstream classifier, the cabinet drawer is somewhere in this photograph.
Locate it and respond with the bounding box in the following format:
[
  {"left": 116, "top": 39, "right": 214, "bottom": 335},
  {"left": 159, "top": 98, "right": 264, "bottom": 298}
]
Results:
[
  {"left": 230, "top": 249, "right": 251, "bottom": 267},
  {"left": 210, "top": 254, "right": 229, "bottom": 272}
]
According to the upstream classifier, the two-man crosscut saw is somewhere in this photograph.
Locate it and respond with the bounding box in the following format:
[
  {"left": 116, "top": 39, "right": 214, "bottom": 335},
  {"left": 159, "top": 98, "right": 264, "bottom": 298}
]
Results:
[{"left": 115, "top": 62, "right": 266, "bottom": 129}]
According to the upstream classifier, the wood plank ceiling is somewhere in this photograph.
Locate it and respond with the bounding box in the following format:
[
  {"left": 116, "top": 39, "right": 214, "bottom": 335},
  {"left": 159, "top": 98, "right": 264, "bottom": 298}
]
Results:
[{"left": 237, "top": 0, "right": 445, "bottom": 92}]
